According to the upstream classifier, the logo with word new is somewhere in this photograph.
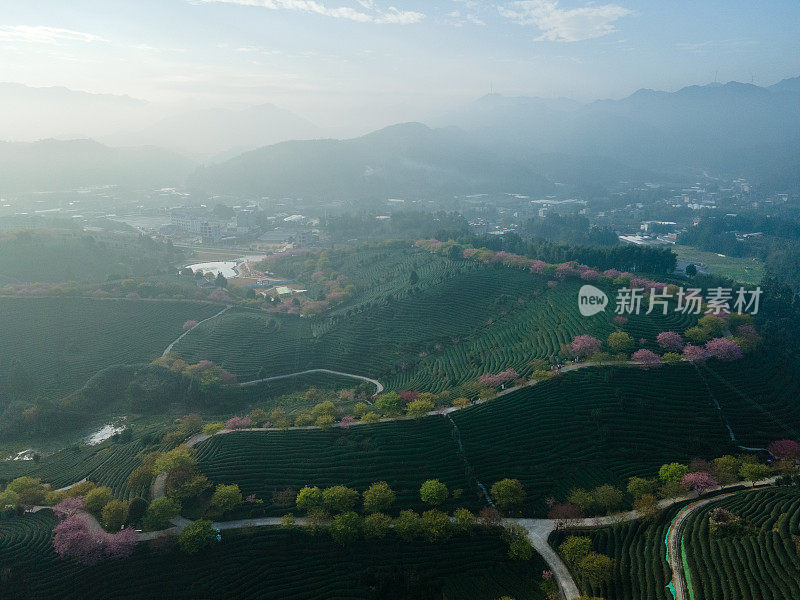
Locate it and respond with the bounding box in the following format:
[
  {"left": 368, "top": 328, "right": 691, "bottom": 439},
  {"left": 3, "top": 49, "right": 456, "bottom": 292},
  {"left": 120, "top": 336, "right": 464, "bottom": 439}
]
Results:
[{"left": 578, "top": 285, "right": 609, "bottom": 317}]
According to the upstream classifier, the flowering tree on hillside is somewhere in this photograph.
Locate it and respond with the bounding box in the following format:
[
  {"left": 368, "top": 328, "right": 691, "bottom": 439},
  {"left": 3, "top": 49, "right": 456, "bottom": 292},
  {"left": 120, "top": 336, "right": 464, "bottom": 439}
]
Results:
[
  {"left": 529, "top": 260, "right": 547, "bottom": 275},
  {"left": 603, "top": 269, "right": 621, "bottom": 279},
  {"left": 52, "top": 515, "right": 137, "bottom": 565},
  {"left": 705, "top": 338, "right": 743, "bottom": 361},
  {"left": 768, "top": 439, "right": 800, "bottom": 460},
  {"left": 580, "top": 269, "right": 600, "bottom": 281},
  {"left": 631, "top": 349, "right": 663, "bottom": 368},
  {"left": 657, "top": 331, "right": 684, "bottom": 352},
  {"left": 478, "top": 369, "right": 518, "bottom": 387},
  {"left": 683, "top": 344, "right": 708, "bottom": 364},
  {"left": 681, "top": 472, "right": 718, "bottom": 494},
  {"left": 570, "top": 335, "right": 602, "bottom": 359},
  {"left": 225, "top": 416, "right": 251, "bottom": 430},
  {"left": 399, "top": 390, "right": 419, "bottom": 403},
  {"left": 53, "top": 497, "right": 84, "bottom": 520},
  {"left": 182, "top": 320, "right": 199, "bottom": 331},
  {"left": 613, "top": 316, "right": 628, "bottom": 326}
]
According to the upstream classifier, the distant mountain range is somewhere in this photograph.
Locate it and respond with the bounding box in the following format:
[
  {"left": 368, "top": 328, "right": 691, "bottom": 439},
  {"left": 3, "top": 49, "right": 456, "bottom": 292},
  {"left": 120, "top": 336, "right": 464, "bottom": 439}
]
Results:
[
  {"left": 0, "top": 139, "right": 195, "bottom": 193},
  {"left": 433, "top": 77, "right": 800, "bottom": 185},
  {"left": 1, "top": 77, "right": 798, "bottom": 197},
  {"left": 103, "top": 103, "right": 323, "bottom": 160},
  {"left": 189, "top": 122, "right": 555, "bottom": 200}
]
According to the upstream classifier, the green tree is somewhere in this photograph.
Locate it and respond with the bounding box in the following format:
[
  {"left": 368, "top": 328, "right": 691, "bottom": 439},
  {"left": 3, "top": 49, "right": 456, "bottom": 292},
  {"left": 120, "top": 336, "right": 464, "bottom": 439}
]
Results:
[
  {"left": 361, "top": 412, "right": 381, "bottom": 424},
  {"left": 420, "top": 479, "right": 449, "bottom": 506},
  {"left": 363, "top": 512, "right": 392, "bottom": 539},
  {"left": 567, "top": 488, "right": 595, "bottom": 514},
  {"left": 559, "top": 536, "right": 592, "bottom": 568},
  {"left": 322, "top": 485, "right": 359, "bottom": 513},
  {"left": 153, "top": 446, "right": 197, "bottom": 474},
  {"left": 126, "top": 497, "right": 148, "bottom": 525},
  {"left": 394, "top": 510, "right": 421, "bottom": 541},
  {"left": 5, "top": 477, "right": 47, "bottom": 507},
  {"left": 295, "top": 486, "right": 323, "bottom": 513},
  {"left": 633, "top": 493, "right": 659, "bottom": 520},
  {"left": 406, "top": 398, "right": 435, "bottom": 418},
  {"left": 627, "top": 476, "right": 657, "bottom": 499},
  {"left": 353, "top": 402, "right": 370, "bottom": 418},
  {"left": 0, "top": 489, "right": 20, "bottom": 513},
  {"left": 578, "top": 552, "right": 614, "bottom": 586},
  {"left": 363, "top": 481, "right": 396, "bottom": 514},
  {"left": 607, "top": 331, "right": 634, "bottom": 354},
  {"left": 101, "top": 499, "right": 128, "bottom": 532},
  {"left": 311, "top": 401, "right": 336, "bottom": 420},
  {"left": 178, "top": 519, "right": 216, "bottom": 554},
  {"left": 593, "top": 484, "right": 623, "bottom": 514},
  {"left": 375, "top": 392, "right": 404, "bottom": 415},
  {"left": 314, "top": 414, "right": 335, "bottom": 429},
  {"left": 505, "top": 524, "right": 533, "bottom": 560},
  {"left": 739, "top": 462, "right": 771, "bottom": 484},
  {"left": 84, "top": 486, "right": 114, "bottom": 516},
  {"left": 329, "top": 511, "right": 362, "bottom": 545},
  {"left": 143, "top": 497, "right": 180, "bottom": 531},
  {"left": 685, "top": 263, "right": 697, "bottom": 277},
  {"left": 269, "top": 408, "right": 289, "bottom": 429},
  {"left": 490, "top": 478, "right": 526, "bottom": 512},
  {"left": 210, "top": 484, "right": 243, "bottom": 515},
  {"left": 712, "top": 455, "right": 742, "bottom": 484},
  {"left": 659, "top": 462, "right": 689, "bottom": 483},
  {"left": 420, "top": 509, "right": 453, "bottom": 542},
  {"left": 248, "top": 408, "right": 268, "bottom": 427},
  {"left": 452, "top": 508, "right": 476, "bottom": 533}
]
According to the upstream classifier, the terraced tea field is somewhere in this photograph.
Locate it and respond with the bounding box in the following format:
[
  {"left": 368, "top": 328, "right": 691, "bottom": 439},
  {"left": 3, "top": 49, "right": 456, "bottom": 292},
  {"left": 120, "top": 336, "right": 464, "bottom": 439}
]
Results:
[
  {"left": 0, "top": 297, "right": 222, "bottom": 400},
  {"left": 196, "top": 360, "right": 800, "bottom": 517},
  {"left": 174, "top": 244, "right": 697, "bottom": 391},
  {"left": 682, "top": 488, "right": 800, "bottom": 600},
  {"left": 0, "top": 515, "right": 547, "bottom": 600},
  {"left": 550, "top": 505, "right": 680, "bottom": 600},
  {"left": 196, "top": 417, "right": 476, "bottom": 514},
  {"left": 453, "top": 360, "right": 800, "bottom": 514}
]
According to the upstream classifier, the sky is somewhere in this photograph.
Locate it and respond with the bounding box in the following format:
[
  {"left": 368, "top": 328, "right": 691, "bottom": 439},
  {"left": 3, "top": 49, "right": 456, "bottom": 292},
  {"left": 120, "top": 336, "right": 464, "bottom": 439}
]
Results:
[{"left": 1, "top": 0, "right": 799, "bottom": 130}]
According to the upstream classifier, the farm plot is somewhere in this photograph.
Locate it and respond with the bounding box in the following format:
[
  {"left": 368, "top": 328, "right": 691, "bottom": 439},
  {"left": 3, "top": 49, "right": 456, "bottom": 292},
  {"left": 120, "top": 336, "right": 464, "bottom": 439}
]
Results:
[
  {"left": 452, "top": 363, "right": 797, "bottom": 515},
  {"left": 682, "top": 488, "right": 800, "bottom": 600},
  {"left": 550, "top": 505, "right": 679, "bottom": 600},
  {"left": 0, "top": 297, "right": 221, "bottom": 401},
  {"left": 195, "top": 418, "right": 475, "bottom": 515},
  {"left": 1, "top": 519, "right": 547, "bottom": 600}
]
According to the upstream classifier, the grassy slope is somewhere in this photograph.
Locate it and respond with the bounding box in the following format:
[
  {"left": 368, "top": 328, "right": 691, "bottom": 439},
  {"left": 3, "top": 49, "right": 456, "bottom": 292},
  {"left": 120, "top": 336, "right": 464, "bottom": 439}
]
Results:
[
  {"left": 0, "top": 297, "right": 221, "bottom": 400},
  {"left": 1, "top": 515, "right": 546, "bottom": 600}
]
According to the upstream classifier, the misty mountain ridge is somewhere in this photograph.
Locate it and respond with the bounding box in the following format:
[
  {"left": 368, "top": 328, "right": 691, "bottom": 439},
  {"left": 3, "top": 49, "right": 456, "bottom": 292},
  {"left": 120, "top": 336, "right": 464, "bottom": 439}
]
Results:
[
  {"left": 0, "top": 138, "right": 195, "bottom": 193},
  {"left": 189, "top": 121, "right": 555, "bottom": 201},
  {"left": 103, "top": 103, "right": 323, "bottom": 159}
]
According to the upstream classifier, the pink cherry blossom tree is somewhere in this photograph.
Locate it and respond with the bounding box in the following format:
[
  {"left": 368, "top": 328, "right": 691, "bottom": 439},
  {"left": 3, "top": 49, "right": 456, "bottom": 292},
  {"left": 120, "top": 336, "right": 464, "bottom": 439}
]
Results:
[
  {"left": 705, "top": 338, "right": 743, "bottom": 361},
  {"left": 529, "top": 260, "right": 547, "bottom": 275},
  {"left": 182, "top": 320, "right": 199, "bottom": 331},
  {"left": 478, "top": 369, "right": 519, "bottom": 387},
  {"left": 768, "top": 439, "right": 800, "bottom": 460},
  {"left": 225, "top": 416, "right": 252, "bottom": 430},
  {"left": 53, "top": 497, "right": 84, "bottom": 520},
  {"left": 657, "top": 331, "right": 685, "bottom": 352},
  {"left": 613, "top": 316, "right": 628, "bottom": 326},
  {"left": 681, "top": 472, "right": 718, "bottom": 494},
  {"left": 631, "top": 349, "right": 663, "bottom": 368},
  {"left": 570, "top": 335, "right": 602, "bottom": 359},
  {"left": 683, "top": 344, "right": 708, "bottom": 364}
]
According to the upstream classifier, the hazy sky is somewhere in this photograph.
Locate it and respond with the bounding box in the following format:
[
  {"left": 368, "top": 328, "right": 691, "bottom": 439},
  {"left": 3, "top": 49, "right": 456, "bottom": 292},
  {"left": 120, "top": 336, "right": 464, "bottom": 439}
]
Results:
[{"left": 1, "top": 0, "right": 799, "bottom": 129}]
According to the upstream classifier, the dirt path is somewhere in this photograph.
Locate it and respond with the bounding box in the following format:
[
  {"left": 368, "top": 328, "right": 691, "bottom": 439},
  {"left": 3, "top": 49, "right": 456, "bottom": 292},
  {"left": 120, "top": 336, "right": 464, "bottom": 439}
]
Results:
[
  {"left": 162, "top": 304, "right": 233, "bottom": 356},
  {"left": 242, "top": 368, "right": 384, "bottom": 396}
]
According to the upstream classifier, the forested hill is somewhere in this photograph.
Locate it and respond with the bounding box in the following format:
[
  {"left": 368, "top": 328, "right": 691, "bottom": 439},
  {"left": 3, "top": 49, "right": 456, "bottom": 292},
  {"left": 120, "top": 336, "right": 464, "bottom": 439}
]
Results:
[{"left": 188, "top": 122, "right": 555, "bottom": 201}]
